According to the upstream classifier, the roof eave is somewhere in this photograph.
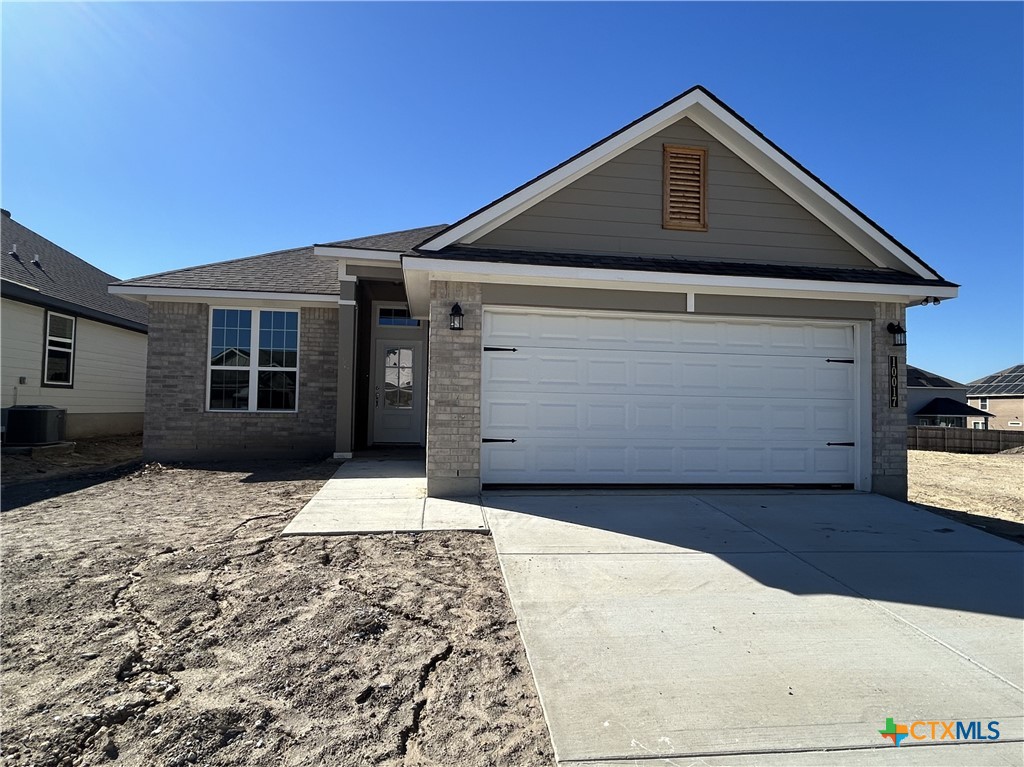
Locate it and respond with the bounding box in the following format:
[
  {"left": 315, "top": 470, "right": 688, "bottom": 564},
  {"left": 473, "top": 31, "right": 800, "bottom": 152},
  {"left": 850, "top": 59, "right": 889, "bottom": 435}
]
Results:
[
  {"left": 108, "top": 285, "right": 340, "bottom": 304},
  {"left": 401, "top": 254, "right": 958, "bottom": 318}
]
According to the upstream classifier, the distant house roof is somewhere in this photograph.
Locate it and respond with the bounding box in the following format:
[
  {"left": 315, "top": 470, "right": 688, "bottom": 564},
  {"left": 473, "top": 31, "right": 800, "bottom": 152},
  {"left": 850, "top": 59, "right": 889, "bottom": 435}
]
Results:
[
  {"left": 907, "top": 366, "right": 966, "bottom": 390},
  {"left": 913, "top": 397, "right": 992, "bottom": 419},
  {"left": 0, "top": 211, "right": 148, "bottom": 331},
  {"left": 115, "top": 225, "right": 448, "bottom": 295},
  {"left": 411, "top": 246, "right": 957, "bottom": 287},
  {"left": 967, "top": 364, "right": 1024, "bottom": 397}
]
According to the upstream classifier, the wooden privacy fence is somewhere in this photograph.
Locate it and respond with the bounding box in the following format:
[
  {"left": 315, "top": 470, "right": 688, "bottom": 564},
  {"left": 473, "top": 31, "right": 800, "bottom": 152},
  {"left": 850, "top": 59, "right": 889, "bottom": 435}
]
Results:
[{"left": 908, "top": 426, "right": 1024, "bottom": 454}]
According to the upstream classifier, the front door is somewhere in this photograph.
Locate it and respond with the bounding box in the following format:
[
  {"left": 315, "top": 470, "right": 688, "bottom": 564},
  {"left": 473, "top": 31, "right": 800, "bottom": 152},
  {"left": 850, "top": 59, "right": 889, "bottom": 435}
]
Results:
[{"left": 372, "top": 339, "right": 424, "bottom": 444}]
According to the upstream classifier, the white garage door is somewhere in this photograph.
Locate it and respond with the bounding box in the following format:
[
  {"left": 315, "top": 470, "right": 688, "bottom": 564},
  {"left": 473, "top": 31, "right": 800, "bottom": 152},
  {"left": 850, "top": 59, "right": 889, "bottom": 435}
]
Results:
[{"left": 481, "top": 309, "right": 860, "bottom": 485}]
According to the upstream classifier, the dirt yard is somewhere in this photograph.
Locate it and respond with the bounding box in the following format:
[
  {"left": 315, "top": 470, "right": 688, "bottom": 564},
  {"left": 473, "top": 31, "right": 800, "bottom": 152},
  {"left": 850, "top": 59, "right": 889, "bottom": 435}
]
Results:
[
  {"left": 908, "top": 449, "right": 1024, "bottom": 542},
  {"left": 0, "top": 458, "right": 553, "bottom": 767}
]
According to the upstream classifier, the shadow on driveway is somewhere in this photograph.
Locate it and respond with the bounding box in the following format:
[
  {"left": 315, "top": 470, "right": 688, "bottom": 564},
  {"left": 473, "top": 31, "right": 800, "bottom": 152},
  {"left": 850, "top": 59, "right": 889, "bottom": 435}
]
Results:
[{"left": 483, "top": 491, "right": 1024, "bottom": 620}]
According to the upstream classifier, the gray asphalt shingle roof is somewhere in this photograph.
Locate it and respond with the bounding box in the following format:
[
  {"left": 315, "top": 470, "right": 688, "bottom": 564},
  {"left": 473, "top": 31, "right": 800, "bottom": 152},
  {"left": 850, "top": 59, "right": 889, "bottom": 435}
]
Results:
[
  {"left": 115, "top": 245, "right": 340, "bottom": 294},
  {"left": 116, "top": 225, "right": 448, "bottom": 294},
  {"left": 967, "top": 365, "right": 1024, "bottom": 397},
  {"left": 1, "top": 212, "right": 148, "bottom": 330},
  {"left": 907, "top": 366, "right": 965, "bottom": 390},
  {"left": 913, "top": 397, "right": 992, "bottom": 418},
  {"left": 414, "top": 246, "right": 959, "bottom": 287},
  {"left": 318, "top": 224, "right": 448, "bottom": 251}
]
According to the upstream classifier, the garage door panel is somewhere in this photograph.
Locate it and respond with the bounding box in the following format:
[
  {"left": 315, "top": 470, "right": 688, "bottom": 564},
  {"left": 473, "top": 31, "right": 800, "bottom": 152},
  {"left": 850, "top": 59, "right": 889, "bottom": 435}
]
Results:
[
  {"left": 481, "top": 441, "right": 856, "bottom": 484},
  {"left": 483, "top": 311, "right": 855, "bottom": 357},
  {"left": 484, "top": 349, "right": 855, "bottom": 398},
  {"left": 481, "top": 310, "right": 859, "bottom": 485},
  {"left": 484, "top": 392, "right": 853, "bottom": 442}
]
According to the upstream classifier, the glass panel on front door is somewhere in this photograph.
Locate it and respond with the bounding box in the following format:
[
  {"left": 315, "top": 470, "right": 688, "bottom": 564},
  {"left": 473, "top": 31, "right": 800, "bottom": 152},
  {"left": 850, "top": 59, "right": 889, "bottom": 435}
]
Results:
[{"left": 383, "top": 347, "right": 414, "bottom": 409}]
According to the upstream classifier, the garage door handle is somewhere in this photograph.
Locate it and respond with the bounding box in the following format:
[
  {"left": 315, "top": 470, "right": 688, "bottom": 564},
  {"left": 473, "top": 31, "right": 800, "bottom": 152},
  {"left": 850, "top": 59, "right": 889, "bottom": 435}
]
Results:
[
  {"left": 482, "top": 438, "right": 517, "bottom": 443},
  {"left": 826, "top": 358, "right": 855, "bottom": 364},
  {"left": 483, "top": 346, "right": 518, "bottom": 352},
  {"left": 826, "top": 442, "right": 855, "bottom": 447}
]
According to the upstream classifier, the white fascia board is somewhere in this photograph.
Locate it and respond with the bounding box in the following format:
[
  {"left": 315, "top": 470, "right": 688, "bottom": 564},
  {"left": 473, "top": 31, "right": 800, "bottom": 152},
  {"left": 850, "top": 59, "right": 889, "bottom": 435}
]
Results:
[
  {"left": 419, "top": 92, "right": 705, "bottom": 251},
  {"left": 109, "top": 286, "right": 339, "bottom": 303},
  {"left": 402, "top": 257, "right": 958, "bottom": 304},
  {"left": 313, "top": 246, "right": 403, "bottom": 262},
  {"left": 686, "top": 101, "right": 938, "bottom": 279}
]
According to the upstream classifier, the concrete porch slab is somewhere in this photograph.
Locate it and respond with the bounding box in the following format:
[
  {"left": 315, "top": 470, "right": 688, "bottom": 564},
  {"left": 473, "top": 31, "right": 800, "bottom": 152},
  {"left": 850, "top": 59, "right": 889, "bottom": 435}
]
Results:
[
  {"left": 281, "top": 458, "right": 487, "bottom": 535},
  {"left": 423, "top": 497, "right": 487, "bottom": 531}
]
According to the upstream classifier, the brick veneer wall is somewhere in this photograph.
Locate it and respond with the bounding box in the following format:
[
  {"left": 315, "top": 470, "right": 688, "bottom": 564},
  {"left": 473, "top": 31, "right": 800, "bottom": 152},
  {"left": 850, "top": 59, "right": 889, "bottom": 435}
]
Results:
[
  {"left": 871, "top": 302, "right": 907, "bottom": 500},
  {"left": 143, "top": 302, "right": 338, "bottom": 461},
  {"left": 426, "top": 281, "right": 482, "bottom": 496}
]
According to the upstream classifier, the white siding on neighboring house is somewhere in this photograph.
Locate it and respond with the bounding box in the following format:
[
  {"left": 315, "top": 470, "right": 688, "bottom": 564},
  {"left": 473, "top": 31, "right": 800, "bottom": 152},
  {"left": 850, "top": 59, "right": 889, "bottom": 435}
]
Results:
[
  {"left": 1, "top": 298, "right": 147, "bottom": 436},
  {"left": 475, "top": 117, "right": 877, "bottom": 269}
]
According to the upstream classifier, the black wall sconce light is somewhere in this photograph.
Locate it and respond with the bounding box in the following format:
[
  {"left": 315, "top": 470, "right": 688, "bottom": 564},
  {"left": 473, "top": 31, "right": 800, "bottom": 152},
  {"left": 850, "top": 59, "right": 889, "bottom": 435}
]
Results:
[
  {"left": 887, "top": 322, "right": 907, "bottom": 347},
  {"left": 449, "top": 302, "right": 464, "bottom": 331}
]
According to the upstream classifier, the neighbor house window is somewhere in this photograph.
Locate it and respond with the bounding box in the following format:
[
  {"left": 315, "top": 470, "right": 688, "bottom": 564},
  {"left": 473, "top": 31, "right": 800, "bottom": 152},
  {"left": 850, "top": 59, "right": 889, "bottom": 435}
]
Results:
[
  {"left": 209, "top": 308, "right": 299, "bottom": 411},
  {"left": 43, "top": 311, "right": 76, "bottom": 386},
  {"left": 979, "top": 397, "right": 989, "bottom": 410},
  {"left": 663, "top": 144, "right": 707, "bottom": 231}
]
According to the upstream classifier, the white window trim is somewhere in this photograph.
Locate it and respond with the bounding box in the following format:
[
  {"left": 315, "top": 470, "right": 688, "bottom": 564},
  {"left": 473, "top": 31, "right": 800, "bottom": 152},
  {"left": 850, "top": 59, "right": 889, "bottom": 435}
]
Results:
[
  {"left": 206, "top": 307, "right": 301, "bottom": 413},
  {"left": 979, "top": 397, "right": 989, "bottom": 411},
  {"left": 43, "top": 310, "right": 76, "bottom": 387}
]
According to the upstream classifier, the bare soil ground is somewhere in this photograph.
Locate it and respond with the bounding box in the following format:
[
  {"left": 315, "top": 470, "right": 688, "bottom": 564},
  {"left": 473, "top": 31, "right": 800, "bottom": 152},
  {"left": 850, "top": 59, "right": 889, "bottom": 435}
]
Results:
[
  {"left": 1, "top": 435, "right": 144, "bottom": 486},
  {"left": 908, "top": 450, "right": 1024, "bottom": 543},
  {"left": 0, "top": 457, "right": 553, "bottom": 767}
]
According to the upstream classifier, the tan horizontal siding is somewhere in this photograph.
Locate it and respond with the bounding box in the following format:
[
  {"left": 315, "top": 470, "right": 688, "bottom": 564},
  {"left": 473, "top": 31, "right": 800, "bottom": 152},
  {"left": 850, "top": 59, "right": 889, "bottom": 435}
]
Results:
[
  {"left": 525, "top": 201, "right": 850, "bottom": 233},
  {"left": 473, "top": 228, "right": 868, "bottom": 262},
  {"left": 475, "top": 117, "right": 875, "bottom": 268}
]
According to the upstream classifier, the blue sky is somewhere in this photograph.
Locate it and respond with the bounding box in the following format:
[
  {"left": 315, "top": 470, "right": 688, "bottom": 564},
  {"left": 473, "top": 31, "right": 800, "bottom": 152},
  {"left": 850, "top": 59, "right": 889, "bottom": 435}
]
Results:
[{"left": 2, "top": 1, "right": 1021, "bottom": 382}]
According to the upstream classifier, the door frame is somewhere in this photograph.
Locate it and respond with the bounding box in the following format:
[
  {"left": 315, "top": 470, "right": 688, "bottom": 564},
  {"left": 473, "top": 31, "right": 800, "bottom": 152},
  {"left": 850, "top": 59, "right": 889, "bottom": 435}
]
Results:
[{"left": 368, "top": 301, "right": 427, "bottom": 446}]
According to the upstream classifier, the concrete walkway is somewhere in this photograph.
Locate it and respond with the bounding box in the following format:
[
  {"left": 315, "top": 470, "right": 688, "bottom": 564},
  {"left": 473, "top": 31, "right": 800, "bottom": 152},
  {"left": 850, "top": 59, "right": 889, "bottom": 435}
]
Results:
[
  {"left": 485, "top": 491, "right": 1024, "bottom": 765},
  {"left": 281, "top": 457, "right": 486, "bottom": 535}
]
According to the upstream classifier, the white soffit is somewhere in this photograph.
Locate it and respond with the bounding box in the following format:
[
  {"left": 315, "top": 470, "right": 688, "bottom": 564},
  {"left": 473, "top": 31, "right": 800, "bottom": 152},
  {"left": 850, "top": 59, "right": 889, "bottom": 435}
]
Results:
[{"left": 417, "top": 88, "right": 940, "bottom": 281}]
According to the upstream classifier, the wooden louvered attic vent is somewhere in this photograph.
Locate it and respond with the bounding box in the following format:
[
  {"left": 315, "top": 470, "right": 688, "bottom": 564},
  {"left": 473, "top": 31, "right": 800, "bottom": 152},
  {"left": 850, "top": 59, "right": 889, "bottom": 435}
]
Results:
[{"left": 663, "top": 144, "right": 707, "bottom": 231}]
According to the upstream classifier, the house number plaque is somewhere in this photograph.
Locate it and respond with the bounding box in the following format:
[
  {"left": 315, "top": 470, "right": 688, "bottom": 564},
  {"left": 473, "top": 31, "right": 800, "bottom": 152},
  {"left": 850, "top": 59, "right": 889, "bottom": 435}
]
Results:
[{"left": 889, "top": 355, "right": 899, "bottom": 408}]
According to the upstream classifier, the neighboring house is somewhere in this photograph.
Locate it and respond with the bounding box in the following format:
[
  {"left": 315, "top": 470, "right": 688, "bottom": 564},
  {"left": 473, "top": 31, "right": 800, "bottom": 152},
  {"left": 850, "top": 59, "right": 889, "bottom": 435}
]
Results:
[
  {"left": 906, "top": 365, "right": 990, "bottom": 428},
  {"left": 1, "top": 210, "right": 149, "bottom": 438},
  {"left": 111, "top": 86, "right": 958, "bottom": 500},
  {"left": 967, "top": 365, "right": 1024, "bottom": 430}
]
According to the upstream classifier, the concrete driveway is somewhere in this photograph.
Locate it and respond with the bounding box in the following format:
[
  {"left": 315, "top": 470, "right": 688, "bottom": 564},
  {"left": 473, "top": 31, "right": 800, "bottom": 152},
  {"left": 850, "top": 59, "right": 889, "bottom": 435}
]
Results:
[{"left": 484, "top": 491, "right": 1024, "bottom": 765}]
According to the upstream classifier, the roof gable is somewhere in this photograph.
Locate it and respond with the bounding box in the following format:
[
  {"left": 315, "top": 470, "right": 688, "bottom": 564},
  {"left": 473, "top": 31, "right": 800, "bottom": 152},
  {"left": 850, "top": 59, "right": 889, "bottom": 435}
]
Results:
[
  {"left": 416, "top": 86, "right": 944, "bottom": 281},
  {"left": 473, "top": 116, "right": 876, "bottom": 269}
]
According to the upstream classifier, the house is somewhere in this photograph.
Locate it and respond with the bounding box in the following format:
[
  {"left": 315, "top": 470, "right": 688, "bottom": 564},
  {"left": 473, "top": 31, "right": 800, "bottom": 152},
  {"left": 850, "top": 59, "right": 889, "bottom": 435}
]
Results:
[
  {"left": 110, "top": 86, "right": 959, "bottom": 500},
  {"left": 1, "top": 210, "right": 148, "bottom": 438},
  {"left": 906, "top": 365, "right": 990, "bottom": 428},
  {"left": 967, "top": 365, "right": 1024, "bottom": 430}
]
